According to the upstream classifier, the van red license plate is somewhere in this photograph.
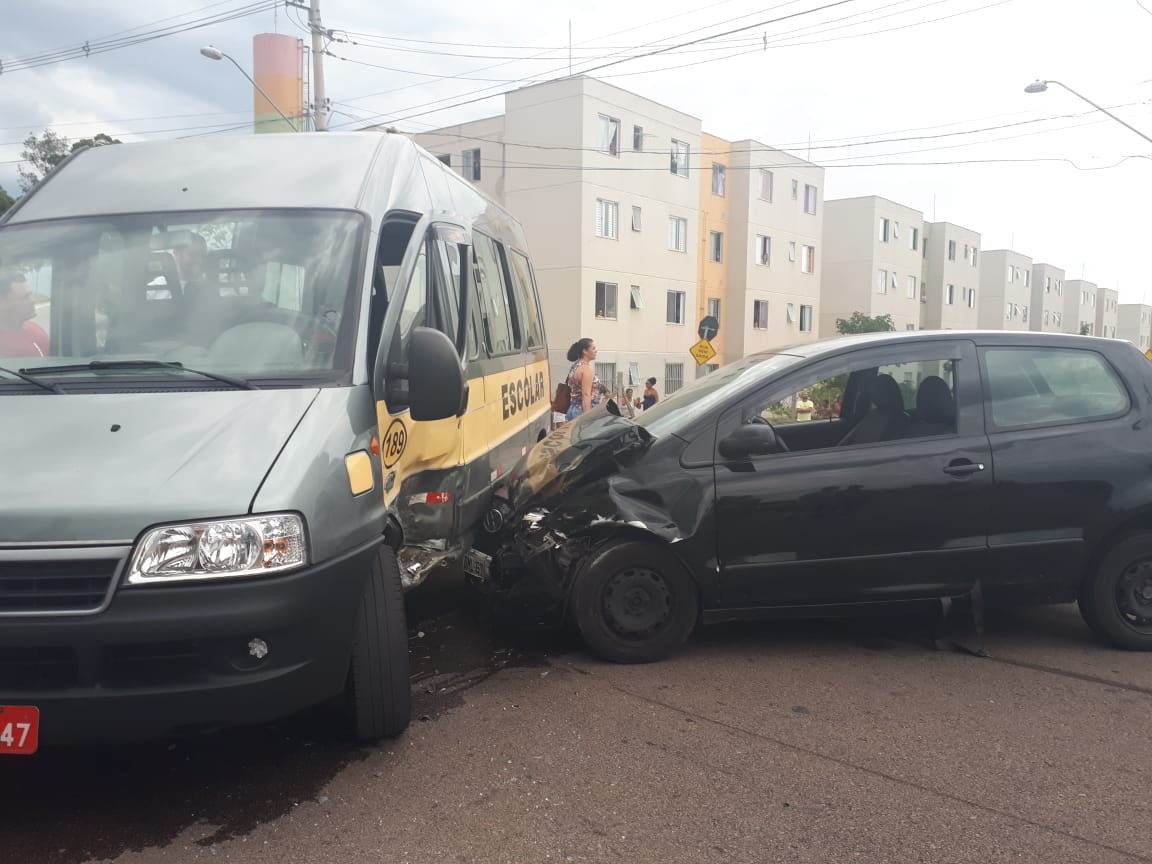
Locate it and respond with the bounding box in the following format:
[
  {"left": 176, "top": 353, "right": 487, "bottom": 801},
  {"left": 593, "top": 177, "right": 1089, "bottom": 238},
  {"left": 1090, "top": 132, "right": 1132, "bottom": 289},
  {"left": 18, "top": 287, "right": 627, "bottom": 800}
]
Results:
[{"left": 0, "top": 706, "right": 39, "bottom": 755}]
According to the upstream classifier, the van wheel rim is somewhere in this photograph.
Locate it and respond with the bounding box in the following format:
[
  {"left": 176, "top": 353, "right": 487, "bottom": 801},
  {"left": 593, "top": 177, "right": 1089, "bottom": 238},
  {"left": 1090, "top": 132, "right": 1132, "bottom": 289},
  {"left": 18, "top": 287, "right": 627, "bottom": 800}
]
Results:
[
  {"left": 601, "top": 567, "right": 672, "bottom": 640},
  {"left": 1117, "top": 559, "right": 1152, "bottom": 630}
]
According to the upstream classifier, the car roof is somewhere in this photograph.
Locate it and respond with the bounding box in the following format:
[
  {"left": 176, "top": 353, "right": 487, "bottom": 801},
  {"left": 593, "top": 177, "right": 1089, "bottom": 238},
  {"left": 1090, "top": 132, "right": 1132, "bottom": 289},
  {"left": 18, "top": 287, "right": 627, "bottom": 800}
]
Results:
[{"left": 763, "top": 329, "right": 1134, "bottom": 361}]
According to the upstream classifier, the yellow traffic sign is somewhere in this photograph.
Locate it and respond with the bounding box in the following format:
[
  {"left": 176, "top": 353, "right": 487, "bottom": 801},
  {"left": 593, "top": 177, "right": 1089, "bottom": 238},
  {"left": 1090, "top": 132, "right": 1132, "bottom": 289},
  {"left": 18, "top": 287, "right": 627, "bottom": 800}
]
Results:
[
  {"left": 689, "top": 338, "right": 717, "bottom": 365},
  {"left": 1144, "top": 348, "right": 1152, "bottom": 362}
]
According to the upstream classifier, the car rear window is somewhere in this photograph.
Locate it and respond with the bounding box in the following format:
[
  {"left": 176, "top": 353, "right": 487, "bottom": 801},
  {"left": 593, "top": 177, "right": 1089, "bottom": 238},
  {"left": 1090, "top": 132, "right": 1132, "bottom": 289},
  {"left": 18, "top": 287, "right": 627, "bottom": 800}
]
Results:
[{"left": 984, "top": 347, "right": 1129, "bottom": 430}]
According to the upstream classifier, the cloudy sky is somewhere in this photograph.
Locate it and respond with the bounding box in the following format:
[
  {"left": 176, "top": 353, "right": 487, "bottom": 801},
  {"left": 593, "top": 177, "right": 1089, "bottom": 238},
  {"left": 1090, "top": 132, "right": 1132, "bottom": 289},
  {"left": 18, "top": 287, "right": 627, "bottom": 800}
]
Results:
[{"left": 3, "top": 0, "right": 1150, "bottom": 300}]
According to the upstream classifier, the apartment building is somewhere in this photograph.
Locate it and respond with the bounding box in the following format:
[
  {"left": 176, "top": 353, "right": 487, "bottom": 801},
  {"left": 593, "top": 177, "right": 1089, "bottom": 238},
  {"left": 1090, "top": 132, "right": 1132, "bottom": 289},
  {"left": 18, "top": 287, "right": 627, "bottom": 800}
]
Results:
[
  {"left": 821, "top": 196, "right": 925, "bottom": 335},
  {"left": 1030, "top": 263, "right": 1066, "bottom": 333},
  {"left": 1117, "top": 304, "right": 1152, "bottom": 351},
  {"left": 922, "top": 222, "right": 980, "bottom": 330},
  {"left": 1096, "top": 287, "right": 1119, "bottom": 339},
  {"left": 723, "top": 139, "right": 823, "bottom": 362},
  {"left": 978, "top": 250, "right": 1033, "bottom": 331},
  {"left": 1063, "top": 279, "right": 1098, "bottom": 335},
  {"left": 415, "top": 76, "right": 702, "bottom": 394}
]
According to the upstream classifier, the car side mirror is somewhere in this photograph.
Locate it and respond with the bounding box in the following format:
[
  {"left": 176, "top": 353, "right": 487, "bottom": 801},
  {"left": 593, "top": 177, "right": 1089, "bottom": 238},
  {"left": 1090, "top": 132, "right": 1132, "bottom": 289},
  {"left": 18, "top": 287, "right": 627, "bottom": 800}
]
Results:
[
  {"left": 718, "top": 423, "right": 783, "bottom": 459},
  {"left": 408, "top": 327, "right": 466, "bottom": 421}
]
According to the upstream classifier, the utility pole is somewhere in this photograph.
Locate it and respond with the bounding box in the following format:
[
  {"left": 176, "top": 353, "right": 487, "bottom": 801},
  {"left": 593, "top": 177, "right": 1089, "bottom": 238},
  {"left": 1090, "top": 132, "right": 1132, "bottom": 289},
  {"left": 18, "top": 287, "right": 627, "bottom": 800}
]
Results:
[{"left": 309, "top": 0, "right": 328, "bottom": 130}]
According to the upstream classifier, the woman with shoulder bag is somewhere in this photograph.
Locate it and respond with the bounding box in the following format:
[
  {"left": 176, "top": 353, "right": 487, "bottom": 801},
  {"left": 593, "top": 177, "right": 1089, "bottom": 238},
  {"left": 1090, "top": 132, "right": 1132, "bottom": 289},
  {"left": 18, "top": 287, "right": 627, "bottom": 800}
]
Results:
[{"left": 558, "top": 338, "right": 601, "bottom": 422}]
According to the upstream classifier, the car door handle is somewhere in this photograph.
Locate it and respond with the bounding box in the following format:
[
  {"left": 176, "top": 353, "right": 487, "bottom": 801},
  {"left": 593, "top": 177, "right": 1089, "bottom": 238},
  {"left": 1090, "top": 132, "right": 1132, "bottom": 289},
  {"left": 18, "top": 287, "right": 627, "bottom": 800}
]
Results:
[{"left": 943, "top": 461, "right": 985, "bottom": 477}]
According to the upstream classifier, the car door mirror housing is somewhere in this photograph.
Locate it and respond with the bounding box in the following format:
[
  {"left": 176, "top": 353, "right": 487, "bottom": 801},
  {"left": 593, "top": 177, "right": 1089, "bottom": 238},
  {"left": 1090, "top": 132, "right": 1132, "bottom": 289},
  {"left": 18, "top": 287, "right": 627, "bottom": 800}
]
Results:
[
  {"left": 407, "top": 326, "right": 466, "bottom": 421},
  {"left": 719, "top": 423, "right": 783, "bottom": 459}
]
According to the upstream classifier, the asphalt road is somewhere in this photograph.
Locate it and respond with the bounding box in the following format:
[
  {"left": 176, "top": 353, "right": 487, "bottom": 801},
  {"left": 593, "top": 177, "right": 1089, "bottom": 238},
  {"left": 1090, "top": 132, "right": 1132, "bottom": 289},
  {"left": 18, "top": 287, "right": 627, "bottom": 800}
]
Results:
[{"left": 4, "top": 576, "right": 1152, "bottom": 864}]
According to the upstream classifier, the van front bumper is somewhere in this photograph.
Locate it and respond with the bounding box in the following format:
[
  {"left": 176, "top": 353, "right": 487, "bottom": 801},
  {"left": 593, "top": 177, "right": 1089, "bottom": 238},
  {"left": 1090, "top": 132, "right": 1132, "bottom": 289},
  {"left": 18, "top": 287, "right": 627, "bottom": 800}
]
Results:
[{"left": 0, "top": 540, "right": 380, "bottom": 746}]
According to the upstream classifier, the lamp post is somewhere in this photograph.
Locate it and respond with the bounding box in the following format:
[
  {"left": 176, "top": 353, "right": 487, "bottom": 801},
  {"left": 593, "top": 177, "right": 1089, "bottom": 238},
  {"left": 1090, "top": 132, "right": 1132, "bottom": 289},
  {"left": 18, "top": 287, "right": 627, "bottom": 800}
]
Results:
[
  {"left": 200, "top": 45, "right": 296, "bottom": 130},
  {"left": 1024, "top": 79, "right": 1152, "bottom": 147}
]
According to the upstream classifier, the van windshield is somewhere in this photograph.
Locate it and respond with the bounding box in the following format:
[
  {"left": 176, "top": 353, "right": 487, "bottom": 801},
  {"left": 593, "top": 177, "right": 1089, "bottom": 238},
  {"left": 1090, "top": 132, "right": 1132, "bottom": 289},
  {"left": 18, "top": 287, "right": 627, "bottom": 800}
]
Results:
[{"left": 0, "top": 209, "right": 364, "bottom": 386}]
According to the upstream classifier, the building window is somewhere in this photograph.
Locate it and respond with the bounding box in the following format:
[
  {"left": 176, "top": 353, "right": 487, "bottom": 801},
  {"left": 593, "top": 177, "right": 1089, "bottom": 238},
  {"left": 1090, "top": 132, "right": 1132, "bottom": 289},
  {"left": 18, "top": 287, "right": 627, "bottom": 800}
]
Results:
[
  {"left": 595, "top": 198, "right": 619, "bottom": 239},
  {"left": 670, "top": 139, "right": 689, "bottom": 177},
  {"left": 1023, "top": 305, "right": 1029, "bottom": 322},
  {"left": 1025, "top": 270, "right": 1031, "bottom": 288},
  {"left": 967, "top": 245, "right": 978, "bottom": 267},
  {"left": 462, "top": 148, "right": 481, "bottom": 181},
  {"left": 947, "top": 240, "right": 957, "bottom": 261},
  {"left": 879, "top": 217, "right": 890, "bottom": 242},
  {"left": 799, "top": 304, "right": 813, "bottom": 332},
  {"left": 1007, "top": 264, "right": 1014, "bottom": 283},
  {"left": 906, "top": 324, "right": 916, "bottom": 331},
  {"left": 877, "top": 268, "right": 889, "bottom": 295},
  {"left": 666, "top": 290, "right": 686, "bottom": 324},
  {"left": 711, "top": 163, "right": 726, "bottom": 196},
  {"left": 707, "top": 297, "right": 721, "bottom": 320},
  {"left": 595, "top": 281, "right": 618, "bottom": 319},
  {"left": 665, "top": 362, "right": 685, "bottom": 395},
  {"left": 800, "top": 244, "right": 815, "bottom": 274},
  {"left": 598, "top": 114, "right": 620, "bottom": 156},
  {"left": 756, "top": 169, "right": 773, "bottom": 202},
  {"left": 803, "top": 184, "right": 817, "bottom": 215},
  {"left": 598, "top": 362, "right": 617, "bottom": 390},
  {"left": 966, "top": 287, "right": 975, "bottom": 308},
  {"left": 628, "top": 362, "right": 641, "bottom": 386},
  {"left": 906, "top": 275, "right": 917, "bottom": 299},
  {"left": 946, "top": 284, "right": 955, "bottom": 305},
  {"left": 1006, "top": 302, "right": 1014, "bottom": 321},
  {"left": 788, "top": 241, "right": 797, "bottom": 262},
  {"left": 791, "top": 178, "right": 799, "bottom": 199},
  {"left": 753, "top": 299, "right": 769, "bottom": 329},
  {"left": 633, "top": 125, "right": 644, "bottom": 152},
  {"left": 668, "top": 216, "right": 687, "bottom": 252},
  {"left": 786, "top": 302, "right": 796, "bottom": 323},
  {"left": 709, "top": 231, "right": 723, "bottom": 263},
  {"left": 909, "top": 226, "right": 919, "bottom": 251},
  {"left": 436, "top": 154, "right": 451, "bottom": 166},
  {"left": 631, "top": 205, "right": 642, "bottom": 231},
  {"left": 630, "top": 285, "right": 643, "bottom": 310},
  {"left": 755, "top": 235, "right": 771, "bottom": 266}
]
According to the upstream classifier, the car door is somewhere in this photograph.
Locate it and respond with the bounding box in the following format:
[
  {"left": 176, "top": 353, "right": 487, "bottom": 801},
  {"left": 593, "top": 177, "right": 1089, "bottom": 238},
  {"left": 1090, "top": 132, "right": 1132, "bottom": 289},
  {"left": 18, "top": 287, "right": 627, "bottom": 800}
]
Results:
[
  {"left": 979, "top": 342, "right": 1138, "bottom": 600},
  {"left": 713, "top": 339, "right": 992, "bottom": 609}
]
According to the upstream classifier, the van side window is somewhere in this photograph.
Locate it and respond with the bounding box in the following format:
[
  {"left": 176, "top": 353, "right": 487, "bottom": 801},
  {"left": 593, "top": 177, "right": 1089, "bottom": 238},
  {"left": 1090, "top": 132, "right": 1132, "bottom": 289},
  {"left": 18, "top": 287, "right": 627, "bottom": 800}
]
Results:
[
  {"left": 434, "top": 232, "right": 478, "bottom": 360},
  {"left": 473, "top": 233, "right": 521, "bottom": 356},
  {"left": 398, "top": 245, "right": 429, "bottom": 349},
  {"left": 505, "top": 248, "right": 545, "bottom": 350}
]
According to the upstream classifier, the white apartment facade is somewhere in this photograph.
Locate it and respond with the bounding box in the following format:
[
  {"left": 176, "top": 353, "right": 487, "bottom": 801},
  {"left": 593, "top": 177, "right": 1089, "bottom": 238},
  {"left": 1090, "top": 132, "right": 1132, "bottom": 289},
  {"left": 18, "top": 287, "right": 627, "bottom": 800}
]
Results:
[
  {"left": 725, "top": 140, "right": 824, "bottom": 359},
  {"left": 1063, "top": 279, "right": 1098, "bottom": 335},
  {"left": 1118, "top": 304, "right": 1152, "bottom": 352},
  {"left": 1096, "top": 287, "right": 1119, "bottom": 339},
  {"left": 1030, "top": 263, "right": 1066, "bottom": 333},
  {"left": 922, "top": 222, "right": 980, "bottom": 330},
  {"left": 821, "top": 196, "right": 925, "bottom": 335},
  {"left": 978, "top": 250, "right": 1033, "bottom": 331},
  {"left": 415, "top": 77, "right": 703, "bottom": 395}
]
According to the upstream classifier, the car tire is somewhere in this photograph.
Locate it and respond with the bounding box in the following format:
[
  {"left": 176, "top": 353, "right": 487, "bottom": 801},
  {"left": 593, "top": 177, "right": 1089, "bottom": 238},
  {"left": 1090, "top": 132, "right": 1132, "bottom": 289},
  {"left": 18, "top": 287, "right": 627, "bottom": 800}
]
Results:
[
  {"left": 570, "top": 540, "right": 699, "bottom": 663},
  {"left": 1079, "top": 533, "right": 1152, "bottom": 650},
  {"left": 347, "top": 545, "right": 411, "bottom": 740}
]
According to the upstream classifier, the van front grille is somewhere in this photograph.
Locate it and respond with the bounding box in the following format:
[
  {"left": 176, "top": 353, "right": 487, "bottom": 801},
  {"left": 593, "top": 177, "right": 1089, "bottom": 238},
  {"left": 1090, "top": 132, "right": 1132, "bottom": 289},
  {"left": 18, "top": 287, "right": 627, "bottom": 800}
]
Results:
[{"left": 0, "top": 559, "right": 118, "bottom": 613}]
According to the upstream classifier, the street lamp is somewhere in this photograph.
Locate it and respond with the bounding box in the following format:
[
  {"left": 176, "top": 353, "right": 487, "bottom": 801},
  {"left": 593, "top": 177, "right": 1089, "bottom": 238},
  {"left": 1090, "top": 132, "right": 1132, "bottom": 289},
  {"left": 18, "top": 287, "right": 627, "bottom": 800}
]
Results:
[
  {"left": 200, "top": 45, "right": 296, "bottom": 129},
  {"left": 1024, "top": 79, "right": 1152, "bottom": 147}
]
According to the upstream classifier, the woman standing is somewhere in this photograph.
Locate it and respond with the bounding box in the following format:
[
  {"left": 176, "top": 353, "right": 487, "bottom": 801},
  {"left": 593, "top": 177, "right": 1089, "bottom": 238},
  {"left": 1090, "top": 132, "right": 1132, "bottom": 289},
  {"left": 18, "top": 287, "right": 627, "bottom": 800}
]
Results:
[
  {"left": 642, "top": 377, "right": 659, "bottom": 411},
  {"left": 564, "top": 338, "right": 601, "bottom": 421}
]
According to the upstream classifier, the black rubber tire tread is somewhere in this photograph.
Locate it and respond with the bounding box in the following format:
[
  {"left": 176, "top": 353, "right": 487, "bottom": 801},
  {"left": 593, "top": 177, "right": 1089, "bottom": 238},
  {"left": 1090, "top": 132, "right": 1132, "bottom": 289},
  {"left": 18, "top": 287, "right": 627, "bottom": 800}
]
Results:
[
  {"left": 348, "top": 545, "right": 411, "bottom": 740},
  {"left": 1079, "top": 533, "right": 1152, "bottom": 651},
  {"left": 571, "top": 540, "right": 699, "bottom": 664}
]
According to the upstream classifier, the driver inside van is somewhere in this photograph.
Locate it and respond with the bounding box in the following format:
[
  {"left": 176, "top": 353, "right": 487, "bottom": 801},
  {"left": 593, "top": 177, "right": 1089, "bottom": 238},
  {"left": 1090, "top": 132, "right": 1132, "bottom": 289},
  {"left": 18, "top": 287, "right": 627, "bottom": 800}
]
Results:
[{"left": 0, "top": 271, "right": 50, "bottom": 358}]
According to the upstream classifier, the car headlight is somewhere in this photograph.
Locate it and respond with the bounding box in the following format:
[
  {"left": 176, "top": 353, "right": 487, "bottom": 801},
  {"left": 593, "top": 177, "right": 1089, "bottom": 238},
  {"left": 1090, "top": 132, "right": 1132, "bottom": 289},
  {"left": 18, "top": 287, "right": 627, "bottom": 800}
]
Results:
[{"left": 127, "top": 514, "right": 308, "bottom": 584}]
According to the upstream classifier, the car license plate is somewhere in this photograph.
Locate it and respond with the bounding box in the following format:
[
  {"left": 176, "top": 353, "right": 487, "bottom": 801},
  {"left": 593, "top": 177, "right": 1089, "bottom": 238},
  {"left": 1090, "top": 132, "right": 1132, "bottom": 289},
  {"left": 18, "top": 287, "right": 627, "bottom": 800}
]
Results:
[
  {"left": 0, "top": 706, "right": 39, "bottom": 755},
  {"left": 461, "top": 549, "right": 491, "bottom": 581}
]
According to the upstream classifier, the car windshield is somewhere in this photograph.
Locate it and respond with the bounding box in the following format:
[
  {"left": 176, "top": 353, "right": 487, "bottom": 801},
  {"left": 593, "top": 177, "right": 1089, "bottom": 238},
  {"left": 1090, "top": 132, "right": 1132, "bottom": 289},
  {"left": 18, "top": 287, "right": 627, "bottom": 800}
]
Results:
[
  {"left": 635, "top": 352, "right": 803, "bottom": 436},
  {"left": 0, "top": 209, "right": 364, "bottom": 386}
]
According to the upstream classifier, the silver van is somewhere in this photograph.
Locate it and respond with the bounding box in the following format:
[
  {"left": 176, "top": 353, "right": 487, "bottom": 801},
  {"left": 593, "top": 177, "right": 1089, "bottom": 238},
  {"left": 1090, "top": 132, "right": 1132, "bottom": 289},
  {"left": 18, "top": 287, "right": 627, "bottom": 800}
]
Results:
[{"left": 0, "top": 133, "right": 551, "bottom": 753}]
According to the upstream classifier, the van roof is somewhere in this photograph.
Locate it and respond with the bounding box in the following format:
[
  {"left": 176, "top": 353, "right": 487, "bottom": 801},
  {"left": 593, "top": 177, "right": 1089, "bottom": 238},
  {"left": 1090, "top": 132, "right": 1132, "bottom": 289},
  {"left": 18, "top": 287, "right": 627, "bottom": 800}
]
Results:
[{"left": 5, "top": 132, "right": 446, "bottom": 223}]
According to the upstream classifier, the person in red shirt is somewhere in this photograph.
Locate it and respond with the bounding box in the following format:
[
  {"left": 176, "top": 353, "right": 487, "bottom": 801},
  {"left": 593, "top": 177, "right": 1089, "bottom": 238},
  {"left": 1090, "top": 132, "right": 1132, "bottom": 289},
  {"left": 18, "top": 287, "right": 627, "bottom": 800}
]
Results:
[{"left": 0, "top": 271, "right": 50, "bottom": 358}]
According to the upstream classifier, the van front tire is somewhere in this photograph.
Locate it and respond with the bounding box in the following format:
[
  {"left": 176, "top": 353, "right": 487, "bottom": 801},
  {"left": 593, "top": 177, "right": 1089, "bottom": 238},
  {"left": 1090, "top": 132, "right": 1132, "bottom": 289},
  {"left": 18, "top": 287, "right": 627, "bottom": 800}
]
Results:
[{"left": 347, "top": 545, "right": 411, "bottom": 740}]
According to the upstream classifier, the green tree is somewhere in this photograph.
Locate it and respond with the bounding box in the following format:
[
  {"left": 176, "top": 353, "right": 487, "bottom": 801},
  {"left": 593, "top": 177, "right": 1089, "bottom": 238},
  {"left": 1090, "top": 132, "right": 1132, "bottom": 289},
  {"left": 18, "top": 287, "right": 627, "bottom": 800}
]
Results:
[
  {"left": 0, "top": 185, "right": 13, "bottom": 213},
  {"left": 18, "top": 130, "right": 121, "bottom": 192},
  {"left": 835, "top": 312, "right": 896, "bottom": 334},
  {"left": 1079, "top": 323, "right": 1091, "bottom": 336}
]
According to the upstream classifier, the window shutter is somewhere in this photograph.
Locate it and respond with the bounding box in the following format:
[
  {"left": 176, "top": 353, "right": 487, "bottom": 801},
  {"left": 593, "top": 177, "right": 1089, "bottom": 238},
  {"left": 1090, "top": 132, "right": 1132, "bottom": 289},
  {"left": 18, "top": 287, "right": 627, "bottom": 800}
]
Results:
[{"left": 595, "top": 201, "right": 604, "bottom": 237}]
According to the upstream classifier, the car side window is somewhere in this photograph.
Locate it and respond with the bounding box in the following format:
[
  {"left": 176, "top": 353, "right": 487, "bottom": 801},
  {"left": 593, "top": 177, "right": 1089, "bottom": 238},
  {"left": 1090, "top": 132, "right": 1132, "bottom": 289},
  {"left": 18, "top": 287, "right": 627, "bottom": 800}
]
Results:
[{"left": 983, "top": 347, "right": 1129, "bottom": 430}]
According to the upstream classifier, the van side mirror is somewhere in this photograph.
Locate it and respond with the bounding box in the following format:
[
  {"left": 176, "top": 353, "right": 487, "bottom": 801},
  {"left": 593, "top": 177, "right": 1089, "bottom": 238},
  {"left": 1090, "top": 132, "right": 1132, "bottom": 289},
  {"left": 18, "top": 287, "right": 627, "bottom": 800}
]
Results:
[
  {"left": 718, "top": 423, "right": 783, "bottom": 459},
  {"left": 408, "top": 327, "right": 466, "bottom": 421}
]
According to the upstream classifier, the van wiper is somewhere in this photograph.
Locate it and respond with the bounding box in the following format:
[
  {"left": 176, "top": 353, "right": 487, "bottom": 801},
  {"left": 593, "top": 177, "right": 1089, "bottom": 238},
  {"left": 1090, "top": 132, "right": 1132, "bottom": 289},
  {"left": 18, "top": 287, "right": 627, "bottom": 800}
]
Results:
[
  {"left": 0, "top": 365, "right": 64, "bottom": 393},
  {"left": 19, "top": 360, "right": 259, "bottom": 390}
]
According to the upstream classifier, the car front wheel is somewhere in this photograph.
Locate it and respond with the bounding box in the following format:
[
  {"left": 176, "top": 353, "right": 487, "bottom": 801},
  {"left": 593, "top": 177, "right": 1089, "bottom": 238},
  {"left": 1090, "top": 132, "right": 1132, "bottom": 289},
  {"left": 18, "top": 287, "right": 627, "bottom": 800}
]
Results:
[
  {"left": 570, "top": 540, "right": 699, "bottom": 663},
  {"left": 1079, "top": 534, "right": 1152, "bottom": 650}
]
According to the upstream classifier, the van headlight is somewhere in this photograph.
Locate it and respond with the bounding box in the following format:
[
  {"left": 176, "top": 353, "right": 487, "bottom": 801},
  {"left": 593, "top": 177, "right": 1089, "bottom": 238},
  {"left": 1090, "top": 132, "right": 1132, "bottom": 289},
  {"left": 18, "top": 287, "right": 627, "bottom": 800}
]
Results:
[{"left": 127, "top": 514, "right": 308, "bottom": 584}]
